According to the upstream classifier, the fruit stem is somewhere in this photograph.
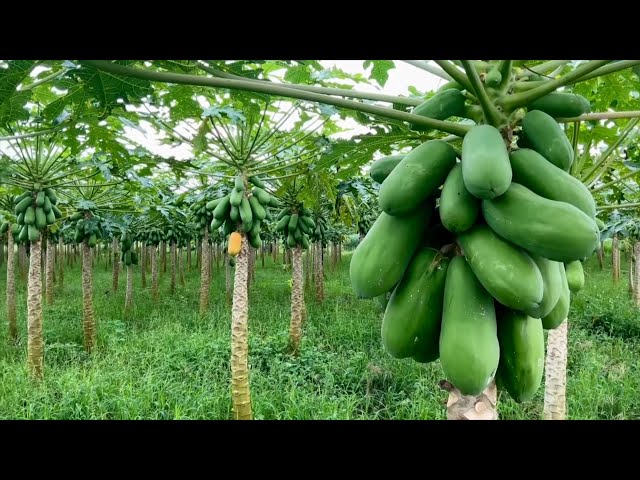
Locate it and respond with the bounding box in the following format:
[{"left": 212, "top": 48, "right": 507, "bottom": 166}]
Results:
[{"left": 460, "top": 60, "right": 504, "bottom": 127}]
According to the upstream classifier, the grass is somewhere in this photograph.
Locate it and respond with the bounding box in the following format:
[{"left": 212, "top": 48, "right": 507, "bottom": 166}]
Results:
[{"left": 0, "top": 249, "right": 639, "bottom": 419}]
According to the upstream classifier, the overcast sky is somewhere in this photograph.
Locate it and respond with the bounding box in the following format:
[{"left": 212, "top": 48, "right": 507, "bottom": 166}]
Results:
[{"left": 124, "top": 60, "right": 442, "bottom": 160}]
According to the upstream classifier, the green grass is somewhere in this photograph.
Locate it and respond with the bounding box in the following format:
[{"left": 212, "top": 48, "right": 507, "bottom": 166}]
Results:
[{"left": 0, "top": 250, "right": 639, "bottom": 419}]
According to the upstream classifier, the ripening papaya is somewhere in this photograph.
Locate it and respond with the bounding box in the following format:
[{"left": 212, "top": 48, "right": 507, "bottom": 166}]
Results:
[
  {"left": 350, "top": 200, "right": 432, "bottom": 298},
  {"left": 439, "top": 255, "right": 499, "bottom": 396},
  {"left": 521, "top": 110, "right": 574, "bottom": 171},
  {"left": 228, "top": 231, "right": 242, "bottom": 257}
]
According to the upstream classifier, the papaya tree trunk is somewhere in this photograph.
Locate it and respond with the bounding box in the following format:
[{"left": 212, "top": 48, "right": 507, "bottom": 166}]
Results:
[
  {"left": 225, "top": 251, "right": 232, "bottom": 303},
  {"left": 197, "top": 239, "right": 201, "bottom": 269},
  {"left": 629, "top": 247, "right": 634, "bottom": 296},
  {"left": 305, "top": 248, "right": 311, "bottom": 290},
  {"left": 41, "top": 246, "right": 46, "bottom": 302},
  {"left": 289, "top": 246, "right": 304, "bottom": 354},
  {"left": 314, "top": 242, "right": 325, "bottom": 302},
  {"left": 261, "top": 242, "right": 265, "bottom": 267},
  {"left": 230, "top": 235, "right": 252, "bottom": 420},
  {"left": 170, "top": 241, "right": 177, "bottom": 294},
  {"left": 82, "top": 242, "right": 96, "bottom": 353},
  {"left": 112, "top": 237, "right": 120, "bottom": 292},
  {"left": 7, "top": 227, "right": 17, "bottom": 343},
  {"left": 273, "top": 239, "right": 278, "bottom": 263},
  {"left": 151, "top": 245, "right": 159, "bottom": 301},
  {"left": 440, "top": 379, "right": 498, "bottom": 420},
  {"left": 58, "top": 237, "right": 64, "bottom": 290},
  {"left": 612, "top": 234, "right": 620, "bottom": 283},
  {"left": 543, "top": 319, "right": 568, "bottom": 420},
  {"left": 162, "top": 241, "right": 167, "bottom": 274},
  {"left": 187, "top": 240, "right": 192, "bottom": 271},
  {"left": 141, "top": 243, "right": 147, "bottom": 288},
  {"left": 597, "top": 242, "right": 604, "bottom": 270},
  {"left": 199, "top": 230, "right": 210, "bottom": 317},
  {"left": 46, "top": 237, "right": 54, "bottom": 305},
  {"left": 27, "top": 238, "right": 44, "bottom": 379},
  {"left": 634, "top": 242, "right": 640, "bottom": 306},
  {"left": 125, "top": 264, "right": 134, "bottom": 314},
  {"left": 179, "top": 246, "right": 185, "bottom": 287}
]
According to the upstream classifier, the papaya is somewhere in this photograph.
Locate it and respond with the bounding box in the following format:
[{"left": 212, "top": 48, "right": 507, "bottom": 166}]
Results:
[
  {"left": 381, "top": 248, "right": 448, "bottom": 360},
  {"left": 24, "top": 206, "right": 36, "bottom": 226},
  {"left": 229, "top": 188, "right": 243, "bottom": 207},
  {"left": 439, "top": 163, "right": 479, "bottom": 233},
  {"left": 17, "top": 213, "right": 25, "bottom": 225},
  {"left": 70, "top": 212, "right": 83, "bottom": 221},
  {"left": 228, "top": 232, "right": 242, "bottom": 257},
  {"left": 14, "top": 192, "right": 30, "bottom": 206},
  {"left": 223, "top": 219, "right": 234, "bottom": 236},
  {"left": 565, "top": 260, "right": 585, "bottom": 293},
  {"left": 458, "top": 224, "right": 543, "bottom": 312},
  {"left": 369, "top": 155, "right": 404, "bottom": 184},
  {"left": 409, "top": 89, "right": 466, "bottom": 131},
  {"left": 230, "top": 205, "right": 240, "bottom": 222},
  {"left": 496, "top": 308, "right": 545, "bottom": 403},
  {"left": 35, "top": 208, "right": 46, "bottom": 230},
  {"left": 596, "top": 218, "right": 605, "bottom": 231},
  {"left": 302, "top": 216, "right": 315, "bottom": 230},
  {"left": 461, "top": 124, "right": 512, "bottom": 199},
  {"left": 439, "top": 255, "right": 500, "bottom": 396},
  {"left": 350, "top": 201, "right": 432, "bottom": 298},
  {"left": 0, "top": 222, "right": 8, "bottom": 234},
  {"left": 206, "top": 199, "right": 220, "bottom": 211},
  {"left": 542, "top": 263, "right": 570, "bottom": 330},
  {"left": 521, "top": 110, "right": 573, "bottom": 172},
  {"left": 36, "top": 191, "right": 45, "bottom": 207},
  {"left": 211, "top": 217, "right": 224, "bottom": 230},
  {"left": 16, "top": 197, "right": 32, "bottom": 216},
  {"left": 482, "top": 183, "right": 600, "bottom": 262},
  {"left": 44, "top": 188, "right": 57, "bottom": 204},
  {"left": 248, "top": 232, "right": 261, "bottom": 249},
  {"left": 526, "top": 254, "right": 563, "bottom": 319},
  {"left": 249, "top": 196, "right": 266, "bottom": 221},
  {"left": 88, "top": 234, "right": 97, "bottom": 248},
  {"left": 276, "top": 215, "right": 290, "bottom": 232},
  {"left": 251, "top": 187, "right": 271, "bottom": 205},
  {"left": 484, "top": 67, "right": 502, "bottom": 88},
  {"left": 378, "top": 140, "right": 456, "bottom": 216},
  {"left": 52, "top": 204, "right": 62, "bottom": 219},
  {"left": 437, "top": 80, "right": 464, "bottom": 92},
  {"left": 300, "top": 235, "right": 310, "bottom": 249},
  {"left": 19, "top": 225, "right": 28, "bottom": 243},
  {"left": 212, "top": 195, "right": 231, "bottom": 220},
  {"left": 526, "top": 91, "right": 591, "bottom": 118},
  {"left": 249, "top": 176, "right": 266, "bottom": 189},
  {"left": 288, "top": 213, "right": 299, "bottom": 231},
  {"left": 28, "top": 224, "right": 39, "bottom": 242},
  {"left": 510, "top": 148, "right": 595, "bottom": 218},
  {"left": 234, "top": 175, "right": 244, "bottom": 191}
]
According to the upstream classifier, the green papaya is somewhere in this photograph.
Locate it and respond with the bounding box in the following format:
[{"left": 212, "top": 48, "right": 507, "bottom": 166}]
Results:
[
  {"left": 210, "top": 217, "right": 224, "bottom": 230},
  {"left": 251, "top": 187, "right": 271, "bottom": 206},
  {"left": 379, "top": 140, "right": 456, "bottom": 216},
  {"left": 19, "top": 225, "right": 28, "bottom": 243},
  {"left": 381, "top": 248, "right": 448, "bottom": 360},
  {"left": 484, "top": 67, "right": 502, "bottom": 88},
  {"left": 28, "top": 225, "right": 39, "bottom": 242},
  {"left": 482, "top": 183, "right": 599, "bottom": 262},
  {"left": 44, "top": 188, "right": 57, "bottom": 204},
  {"left": 439, "top": 163, "right": 479, "bottom": 233},
  {"left": 35, "top": 207, "right": 46, "bottom": 229},
  {"left": 526, "top": 92, "right": 591, "bottom": 118},
  {"left": 439, "top": 255, "right": 500, "bottom": 396},
  {"left": 249, "top": 196, "right": 266, "bottom": 221},
  {"left": 17, "top": 213, "right": 25, "bottom": 225},
  {"left": 350, "top": 201, "right": 432, "bottom": 298},
  {"left": 248, "top": 232, "right": 261, "bottom": 249},
  {"left": 510, "top": 148, "right": 595, "bottom": 218},
  {"left": 213, "top": 195, "right": 231, "bottom": 220},
  {"left": 15, "top": 196, "right": 32, "bottom": 215},
  {"left": 542, "top": 263, "right": 570, "bottom": 330},
  {"left": 229, "top": 188, "right": 243, "bottom": 207},
  {"left": 36, "top": 191, "right": 45, "bottom": 207},
  {"left": 249, "top": 176, "right": 266, "bottom": 189},
  {"left": 461, "top": 124, "right": 512, "bottom": 199},
  {"left": 288, "top": 213, "right": 299, "bottom": 231},
  {"left": 437, "top": 80, "right": 464, "bottom": 92},
  {"left": 369, "top": 155, "right": 404, "bottom": 184},
  {"left": 71, "top": 212, "right": 83, "bottom": 221},
  {"left": 409, "top": 89, "right": 466, "bottom": 131},
  {"left": 0, "top": 222, "right": 8, "bottom": 234},
  {"left": 88, "top": 234, "right": 97, "bottom": 248},
  {"left": 206, "top": 199, "right": 220, "bottom": 211},
  {"left": 300, "top": 235, "right": 310, "bottom": 250},
  {"left": 526, "top": 255, "right": 563, "bottom": 319},
  {"left": 230, "top": 205, "right": 240, "bottom": 222},
  {"left": 276, "top": 215, "right": 290, "bottom": 232},
  {"left": 458, "top": 224, "right": 543, "bottom": 312},
  {"left": 565, "top": 260, "right": 584, "bottom": 293},
  {"left": 14, "top": 192, "right": 30, "bottom": 206},
  {"left": 521, "top": 110, "right": 573, "bottom": 172},
  {"left": 496, "top": 308, "right": 545, "bottom": 403},
  {"left": 52, "top": 204, "right": 62, "bottom": 219},
  {"left": 24, "top": 206, "right": 36, "bottom": 226},
  {"left": 596, "top": 218, "right": 605, "bottom": 231},
  {"left": 234, "top": 175, "right": 244, "bottom": 191}
]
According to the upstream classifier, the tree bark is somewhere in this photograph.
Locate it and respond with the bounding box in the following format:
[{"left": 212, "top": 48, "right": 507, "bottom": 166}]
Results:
[
  {"left": 170, "top": 241, "right": 177, "bottom": 294},
  {"left": 314, "top": 242, "right": 325, "bottom": 302},
  {"left": 230, "top": 235, "right": 252, "bottom": 420},
  {"left": 199, "top": 230, "right": 210, "bottom": 317},
  {"left": 7, "top": 227, "right": 17, "bottom": 343},
  {"left": 112, "top": 237, "right": 120, "bottom": 292},
  {"left": 543, "top": 319, "right": 568, "bottom": 420},
  {"left": 179, "top": 246, "right": 185, "bottom": 287},
  {"left": 305, "top": 248, "right": 311, "bottom": 290},
  {"left": 597, "top": 242, "right": 604, "bottom": 270},
  {"left": 141, "top": 243, "right": 147, "bottom": 288},
  {"left": 225, "top": 251, "right": 232, "bottom": 303},
  {"left": 125, "top": 264, "right": 134, "bottom": 314},
  {"left": 82, "top": 242, "right": 96, "bottom": 353},
  {"left": 187, "top": 240, "right": 192, "bottom": 271},
  {"left": 45, "top": 237, "right": 55, "bottom": 305},
  {"left": 151, "top": 245, "right": 159, "bottom": 301},
  {"left": 289, "top": 246, "right": 304, "bottom": 354},
  {"left": 162, "top": 240, "right": 167, "bottom": 274},
  {"left": 58, "top": 237, "right": 64, "bottom": 290},
  {"left": 441, "top": 379, "right": 498, "bottom": 420},
  {"left": 634, "top": 242, "right": 640, "bottom": 306},
  {"left": 612, "top": 234, "right": 620, "bottom": 283},
  {"left": 629, "top": 247, "right": 635, "bottom": 296},
  {"left": 27, "top": 238, "right": 44, "bottom": 379}
]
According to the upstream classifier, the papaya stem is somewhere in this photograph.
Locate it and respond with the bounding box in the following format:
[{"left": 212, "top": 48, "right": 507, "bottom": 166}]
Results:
[
  {"left": 597, "top": 202, "right": 640, "bottom": 211},
  {"left": 432, "top": 61, "right": 474, "bottom": 93},
  {"left": 574, "top": 60, "right": 640, "bottom": 84},
  {"left": 460, "top": 60, "right": 503, "bottom": 127},
  {"left": 79, "top": 61, "right": 471, "bottom": 137},
  {"left": 501, "top": 61, "right": 610, "bottom": 111},
  {"left": 591, "top": 170, "right": 640, "bottom": 193},
  {"left": 402, "top": 60, "right": 453, "bottom": 82},
  {"left": 556, "top": 110, "right": 640, "bottom": 123},
  {"left": 496, "top": 60, "right": 513, "bottom": 91}
]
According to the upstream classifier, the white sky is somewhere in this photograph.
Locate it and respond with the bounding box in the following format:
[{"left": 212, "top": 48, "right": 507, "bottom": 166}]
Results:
[{"left": 124, "top": 60, "right": 443, "bottom": 160}]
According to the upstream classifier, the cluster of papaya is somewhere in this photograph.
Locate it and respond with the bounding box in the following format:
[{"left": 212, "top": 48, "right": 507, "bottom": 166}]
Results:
[
  {"left": 355, "top": 85, "right": 600, "bottom": 402},
  {"left": 275, "top": 204, "right": 314, "bottom": 250},
  {"left": 308, "top": 212, "right": 327, "bottom": 244},
  {"left": 192, "top": 198, "right": 213, "bottom": 231},
  {"left": 120, "top": 232, "right": 139, "bottom": 266},
  {"left": 70, "top": 211, "right": 104, "bottom": 247},
  {"left": 207, "top": 175, "right": 277, "bottom": 253},
  {"left": 13, "top": 187, "right": 62, "bottom": 242},
  {"left": 139, "top": 228, "right": 163, "bottom": 246}
]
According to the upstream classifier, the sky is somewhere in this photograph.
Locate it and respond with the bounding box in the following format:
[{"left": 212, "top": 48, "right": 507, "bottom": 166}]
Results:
[{"left": 123, "top": 60, "right": 443, "bottom": 160}]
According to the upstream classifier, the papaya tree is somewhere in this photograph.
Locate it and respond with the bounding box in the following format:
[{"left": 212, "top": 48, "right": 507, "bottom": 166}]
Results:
[{"left": 0, "top": 194, "right": 18, "bottom": 343}]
